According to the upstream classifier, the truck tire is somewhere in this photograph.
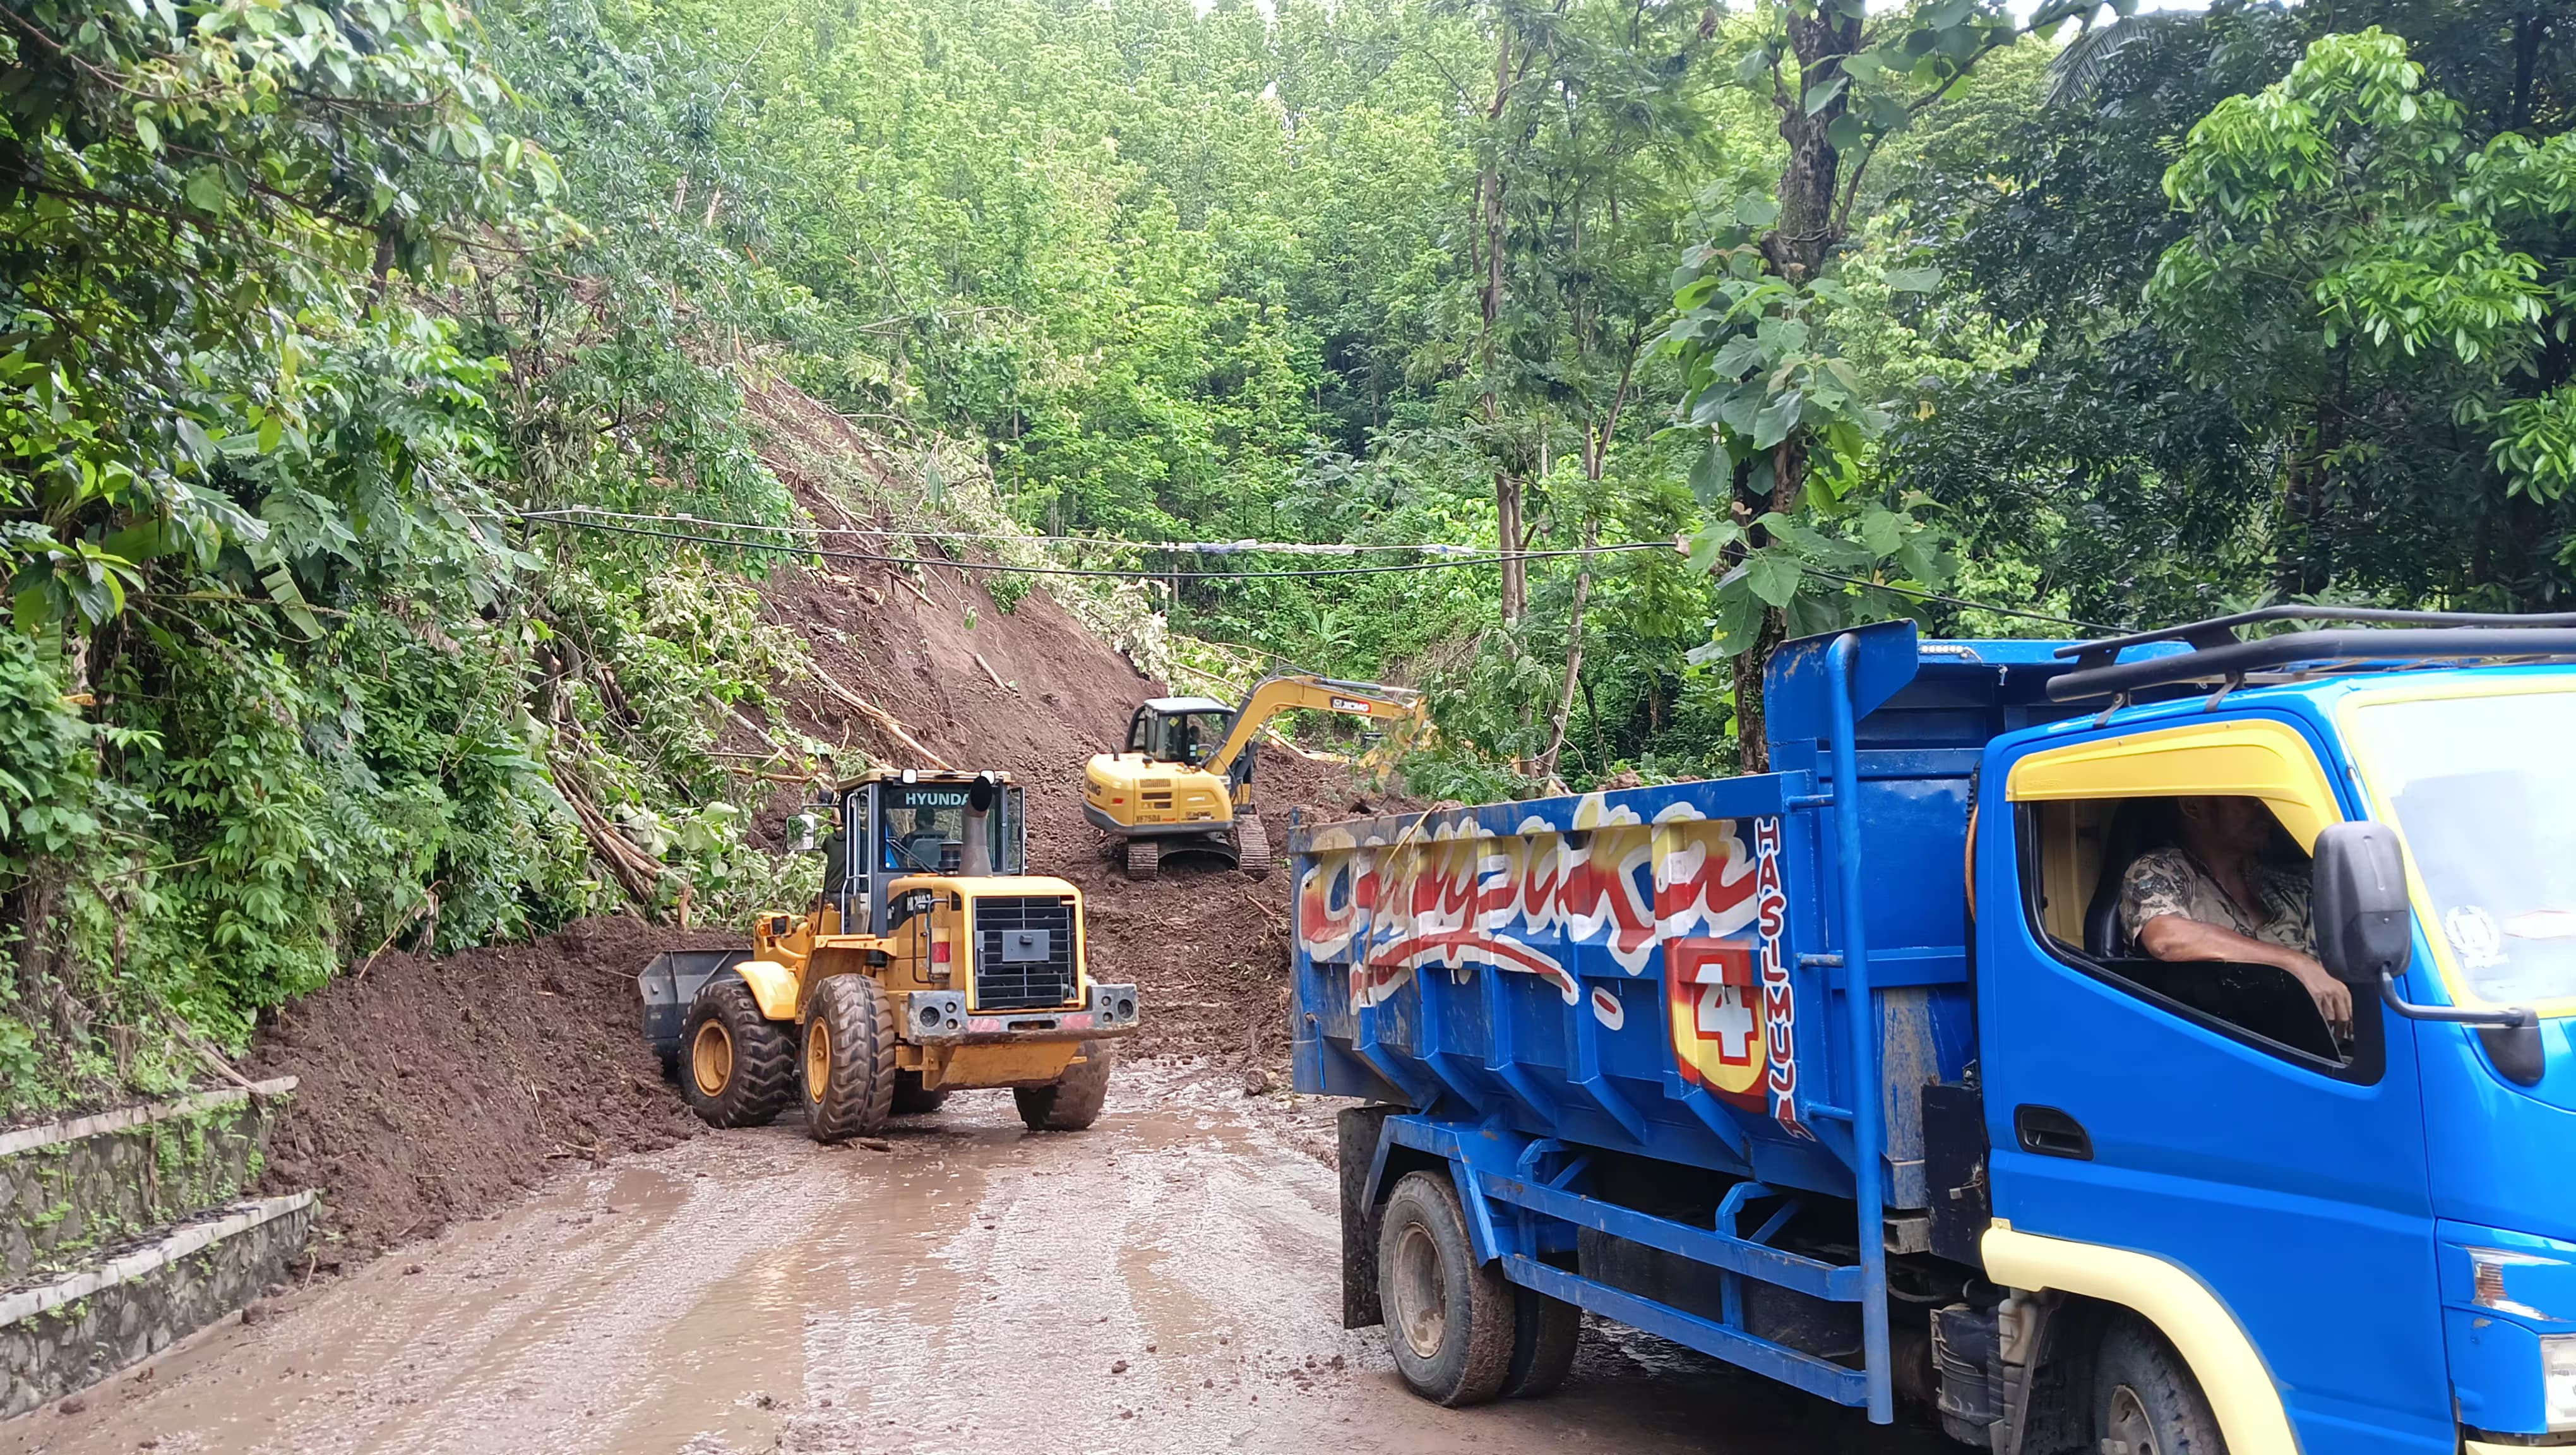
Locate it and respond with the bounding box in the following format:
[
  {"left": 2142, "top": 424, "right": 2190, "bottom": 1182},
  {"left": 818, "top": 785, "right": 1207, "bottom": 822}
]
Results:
[
  {"left": 1123, "top": 839, "right": 1159, "bottom": 880},
  {"left": 1376, "top": 1171, "right": 1515, "bottom": 1407},
  {"left": 679, "top": 978, "right": 796, "bottom": 1128},
  {"left": 2094, "top": 1315, "right": 2224, "bottom": 1455},
  {"left": 1236, "top": 814, "right": 1272, "bottom": 878},
  {"left": 1501, "top": 1288, "right": 1580, "bottom": 1399},
  {"left": 890, "top": 1070, "right": 949, "bottom": 1115},
  {"left": 802, "top": 974, "right": 897, "bottom": 1143},
  {"left": 1015, "top": 1041, "right": 1114, "bottom": 1131}
]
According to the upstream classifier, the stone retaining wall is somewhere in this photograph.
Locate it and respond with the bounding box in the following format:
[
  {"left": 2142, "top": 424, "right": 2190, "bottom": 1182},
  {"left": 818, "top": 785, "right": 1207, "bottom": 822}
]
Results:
[
  {"left": 0, "top": 1192, "right": 318, "bottom": 1420},
  {"left": 0, "top": 1079, "right": 296, "bottom": 1283}
]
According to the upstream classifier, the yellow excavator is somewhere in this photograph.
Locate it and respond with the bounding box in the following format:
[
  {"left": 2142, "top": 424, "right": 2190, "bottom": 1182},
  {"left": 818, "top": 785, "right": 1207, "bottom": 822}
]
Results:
[
  {"left": 639, "top": 768, "right": 1139, "bottom": 1139},
  {"left": 1082, "top": 672, "right": 1423, "bottom": 879}
]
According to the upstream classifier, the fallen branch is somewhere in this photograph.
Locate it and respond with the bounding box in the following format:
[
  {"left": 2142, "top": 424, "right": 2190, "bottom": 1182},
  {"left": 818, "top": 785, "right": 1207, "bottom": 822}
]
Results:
[
  {"left": 551, "top": 751, "right": 673, "bottom": 911},
  {"left": 1260, "top": 726, "right": 1351, "bottom": 765},
  {"left": 804, "top": 662, "right": 954, "bottom": 769},
  {"left": 706, "top": 693, "right": 777, "bottom": 750},
  {"left": 972, "top": 651, "right": 1008, "bottom": 690},
  {"left": 892, "top": 572, "right": 936, "bottom": 608}
]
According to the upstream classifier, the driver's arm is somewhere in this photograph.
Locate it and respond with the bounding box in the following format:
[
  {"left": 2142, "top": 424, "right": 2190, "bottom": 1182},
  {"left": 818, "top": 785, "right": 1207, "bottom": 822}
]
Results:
[{"left": 2135, "top": 914, "right": 2353, "bottom": 1034}]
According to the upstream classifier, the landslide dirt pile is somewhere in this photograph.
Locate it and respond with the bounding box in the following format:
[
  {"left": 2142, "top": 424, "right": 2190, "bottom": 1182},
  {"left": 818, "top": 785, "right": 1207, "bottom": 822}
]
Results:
[
  {"left": 246, "top": 917, "right": 739, "bottom": 1260},
  {"left": 245, "top": 380, "right": 1400, "bottom": 1262}
]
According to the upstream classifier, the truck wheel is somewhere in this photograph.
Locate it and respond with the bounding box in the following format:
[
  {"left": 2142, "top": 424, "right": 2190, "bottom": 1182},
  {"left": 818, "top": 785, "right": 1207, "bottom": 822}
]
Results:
[
  {"left": 802, "top": 974, "right": 897, "bottom": 1143},
  {"left": 1376, "top": 1171, "right": 1514, "bottom": 1407},
  {"left": 679, "top": 978, "right": 795, "bottom": 1128},
  {"left": 1236, "top": 814, "right": 1272, "bottom": 878},
  {"left": 1015, "top": 1041, "right": 1114, "bottom": 1131},
  {"left": 1501, "top": 1288, "right": 1580, "bottom": 1399},
  {"left": 891, "top": 1070, "right": 949, "bottom": 1115},
  {"left": 2094, "top": 1316, "right": 2223, "bottom": 1455},
  {"left": 1123, "top": 839, "right": 1159, "bottom": 880}
]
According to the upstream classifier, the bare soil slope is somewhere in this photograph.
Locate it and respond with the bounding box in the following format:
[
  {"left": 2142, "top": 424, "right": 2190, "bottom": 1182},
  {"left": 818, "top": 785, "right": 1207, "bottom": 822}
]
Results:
[{"left": 244, "top": 382, "right": 1388, "bottom": 1262}]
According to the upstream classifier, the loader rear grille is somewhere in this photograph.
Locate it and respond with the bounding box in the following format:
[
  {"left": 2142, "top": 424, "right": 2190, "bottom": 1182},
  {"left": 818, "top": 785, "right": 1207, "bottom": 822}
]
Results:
[{"left": 973, "top": 896, "right": 1079, "bottom": 1011}]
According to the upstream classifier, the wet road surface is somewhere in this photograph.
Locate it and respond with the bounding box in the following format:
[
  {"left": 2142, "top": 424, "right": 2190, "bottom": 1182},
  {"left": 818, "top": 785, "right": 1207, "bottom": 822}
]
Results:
[{"left": 8, "top": 1067, "right": 1954, "bottom": 1454}]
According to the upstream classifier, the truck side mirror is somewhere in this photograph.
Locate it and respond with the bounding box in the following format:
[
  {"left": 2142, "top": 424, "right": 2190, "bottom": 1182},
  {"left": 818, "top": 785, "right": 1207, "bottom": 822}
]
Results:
[{"left": 2312, "top": 822, "right": 2413, "bottom": 988}]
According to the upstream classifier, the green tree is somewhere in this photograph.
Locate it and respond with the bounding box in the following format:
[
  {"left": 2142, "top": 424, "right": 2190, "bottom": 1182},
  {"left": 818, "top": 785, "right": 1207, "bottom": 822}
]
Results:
[
  {"left": 1664, "top": 0, "right": 2107, "bottom": 767},
  {"left": 2149, "top": 27, "right": 2576, "bottom": 591}
]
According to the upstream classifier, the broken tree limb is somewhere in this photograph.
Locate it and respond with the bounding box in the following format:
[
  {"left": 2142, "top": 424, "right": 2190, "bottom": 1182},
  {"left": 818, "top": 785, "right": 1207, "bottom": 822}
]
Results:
[
  {"left": 705, "top": 692, "right": 778, "bottom": 750},
  {"left": 972, "top": 651, "right": 1007, "bottom": 690},
  {"left": 804, "top": 662, "right": 953, "bottom": 769},
  {"left": 549, "top": 743, "right": 677, "bottom": 911}
]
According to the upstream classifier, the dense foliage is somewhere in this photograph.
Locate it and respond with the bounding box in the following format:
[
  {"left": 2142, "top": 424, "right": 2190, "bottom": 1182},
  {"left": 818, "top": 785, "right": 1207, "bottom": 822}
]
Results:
[{"left": 1, "top": 0, "right": 2568, "bottom": 1112}]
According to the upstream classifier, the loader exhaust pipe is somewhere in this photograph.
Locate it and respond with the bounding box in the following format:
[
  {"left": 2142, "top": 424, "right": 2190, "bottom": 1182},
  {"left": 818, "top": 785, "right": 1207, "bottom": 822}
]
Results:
[{"left": 961, "top": 773, "right": 998, "bottom": 876}]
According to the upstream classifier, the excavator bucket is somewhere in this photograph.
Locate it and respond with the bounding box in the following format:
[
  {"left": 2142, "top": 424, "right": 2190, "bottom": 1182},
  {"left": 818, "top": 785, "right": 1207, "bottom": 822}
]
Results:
[{"left": 638, "top": 949, "right": 751, "bottom": 1078}]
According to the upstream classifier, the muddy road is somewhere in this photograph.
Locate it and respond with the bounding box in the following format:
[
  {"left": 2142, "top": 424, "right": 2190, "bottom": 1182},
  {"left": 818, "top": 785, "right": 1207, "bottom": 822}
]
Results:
[{"left": 13, "top": 1065, "right": 1949, "bottom": 1455}]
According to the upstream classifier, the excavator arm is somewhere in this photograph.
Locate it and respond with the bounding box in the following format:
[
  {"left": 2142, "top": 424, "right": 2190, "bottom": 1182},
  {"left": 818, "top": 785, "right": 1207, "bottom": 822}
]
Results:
[{"left": 1201, "top": 673, "right": 1423, "bottom": 781}]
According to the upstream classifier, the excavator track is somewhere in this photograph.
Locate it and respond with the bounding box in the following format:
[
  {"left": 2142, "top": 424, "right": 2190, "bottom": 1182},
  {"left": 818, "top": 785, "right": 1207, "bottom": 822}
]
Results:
[
  {"left": 1124, "top": 838, "right": 1160, "bottom": 880},
  {"left": 1235, "top": 815, "right": 1272, "bottom": 878}
]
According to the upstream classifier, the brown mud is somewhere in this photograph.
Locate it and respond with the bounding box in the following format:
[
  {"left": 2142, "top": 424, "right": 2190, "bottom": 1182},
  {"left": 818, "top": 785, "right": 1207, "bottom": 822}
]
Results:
[{"left": 12, "top": 1065, "right": 1949, "bottom": 1455}]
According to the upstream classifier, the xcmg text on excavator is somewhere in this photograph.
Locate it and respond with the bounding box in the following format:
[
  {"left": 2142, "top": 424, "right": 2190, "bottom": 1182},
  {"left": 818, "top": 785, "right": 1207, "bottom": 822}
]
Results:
[
  {"left": 638, "top": 768, "right": 1138, "bottom": 1139},
  {"left": 1083, "top": 672, "right": 1422, "bottom": 880}
]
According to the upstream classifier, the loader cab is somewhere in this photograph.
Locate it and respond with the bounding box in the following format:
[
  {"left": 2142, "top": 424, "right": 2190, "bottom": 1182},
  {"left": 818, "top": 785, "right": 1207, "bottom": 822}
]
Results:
[
  {"left": 825, "top": 771, "right": 1026, "bottom": 934},
  {"left": 1126, "top": 697, "right": 1236, "bottom": 772}
]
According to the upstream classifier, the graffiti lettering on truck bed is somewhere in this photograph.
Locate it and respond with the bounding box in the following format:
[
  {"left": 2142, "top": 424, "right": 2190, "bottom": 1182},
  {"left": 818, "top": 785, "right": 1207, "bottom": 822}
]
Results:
[{"left": 1294, "top": 793, "right": 1803, "bottom": 1135}]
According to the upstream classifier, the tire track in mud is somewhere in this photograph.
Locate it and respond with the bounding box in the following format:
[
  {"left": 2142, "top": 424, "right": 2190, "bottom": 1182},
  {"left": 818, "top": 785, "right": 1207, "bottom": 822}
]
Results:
[{"left": 9, "top": 1067, "right": 1952, "bottom": 1455}]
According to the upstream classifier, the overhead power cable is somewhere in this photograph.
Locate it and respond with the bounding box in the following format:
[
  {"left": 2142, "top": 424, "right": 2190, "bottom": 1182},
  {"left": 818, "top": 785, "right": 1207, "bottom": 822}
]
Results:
[
  {"left": 513, "top": 505, "right": 1491, "bottom": 556},
  {"left": 1798, "top": 568, "right": 2122, "bottom": 633},
  {"left": 518, "top": 510, "right": 1671, "bottom": 580},
  {"left": 516, "top": 506, "right": 2113, "bottom": 630}
]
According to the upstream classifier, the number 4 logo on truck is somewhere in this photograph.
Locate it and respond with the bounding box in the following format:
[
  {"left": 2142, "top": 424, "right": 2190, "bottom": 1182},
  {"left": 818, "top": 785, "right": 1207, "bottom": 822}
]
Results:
[{"left": 1663, "top": 816, "right": 1803, "bottom": 1138}]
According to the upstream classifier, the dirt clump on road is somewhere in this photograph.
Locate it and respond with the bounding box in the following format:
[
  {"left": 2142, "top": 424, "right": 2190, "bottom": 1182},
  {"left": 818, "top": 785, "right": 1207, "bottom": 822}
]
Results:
[{"left": 244, "top": 916, "right": 732, "bottom": 1261}]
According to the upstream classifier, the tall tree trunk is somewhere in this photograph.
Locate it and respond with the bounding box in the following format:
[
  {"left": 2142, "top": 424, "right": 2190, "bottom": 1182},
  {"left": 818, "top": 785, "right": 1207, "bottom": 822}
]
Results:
[
  {"left": 1733, "top": 8, "right": 1861, "bottom": 772},
  {"left": 1480, "top": 21, "right": 1524, "bottom": 623},
  {"left": 1763, "top": 11, "right": 1861, "bottom": 285},
  {"left": 1536, "top": 515, "right": 1599, "bottom": 781},
  {"left": 1734, "top": 611, "right": 1784, "bottom": 775}
]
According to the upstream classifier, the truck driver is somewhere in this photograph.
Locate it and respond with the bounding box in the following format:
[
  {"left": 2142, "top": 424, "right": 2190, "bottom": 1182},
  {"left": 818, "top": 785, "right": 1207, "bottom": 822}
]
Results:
[{"left": 2119, "top": 795, "right": 2354, "bottom": 1036}]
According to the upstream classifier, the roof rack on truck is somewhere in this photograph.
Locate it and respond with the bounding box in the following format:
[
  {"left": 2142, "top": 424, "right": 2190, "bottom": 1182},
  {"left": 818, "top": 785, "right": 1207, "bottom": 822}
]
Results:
[{"left": 2048, "top": 604, "right": 2576, "bottom": 702}]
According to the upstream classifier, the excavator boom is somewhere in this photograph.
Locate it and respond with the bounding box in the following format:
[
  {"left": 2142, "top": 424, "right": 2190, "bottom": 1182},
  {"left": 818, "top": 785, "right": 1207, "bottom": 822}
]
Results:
[{"left": 1201, "top": 673, "right": 1421, "bottom": 780}]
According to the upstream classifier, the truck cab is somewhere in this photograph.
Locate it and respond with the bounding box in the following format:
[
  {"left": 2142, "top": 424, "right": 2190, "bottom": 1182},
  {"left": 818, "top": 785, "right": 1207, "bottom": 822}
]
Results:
[{"left": 1290, "top": 609, "right": 2576, "bottom": 1455}]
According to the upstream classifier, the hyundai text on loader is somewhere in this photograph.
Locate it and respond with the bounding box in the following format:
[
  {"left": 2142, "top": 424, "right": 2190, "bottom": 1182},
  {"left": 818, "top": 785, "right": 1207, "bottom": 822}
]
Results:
[{"left": 640, "top": 768, "right": 1139, "bottom": 1139}]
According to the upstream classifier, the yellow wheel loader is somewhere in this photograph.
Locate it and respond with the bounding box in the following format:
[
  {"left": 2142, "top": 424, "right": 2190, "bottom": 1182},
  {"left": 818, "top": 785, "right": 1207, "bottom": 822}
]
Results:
[
  {"left": 638, "top": 769, "right": 1139, "bottom": 1139},
  {"left": 1082, "top": 672, "right": 1422, "bottom": 880}
]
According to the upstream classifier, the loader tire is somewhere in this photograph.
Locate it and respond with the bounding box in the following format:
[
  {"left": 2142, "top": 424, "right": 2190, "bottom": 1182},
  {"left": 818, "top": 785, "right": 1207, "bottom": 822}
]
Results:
[
  {"left": 679, "top": 978, "right": 796, "bottom": 1129},
  {"left": 1015, "top": 1040, "right": 1114, "bottom": 1131},
  {"left": 1377, "top": 1170, "right": 1515, "bottom": 1408},
  {"left": 1236, "top": 814, "right": 1272, "bottom": 878},
  {"left": 890, "top": 1070, "right": 949, "bottom": 1116},
  {"left": 1123, "top": 839, "right": 1159, "bottom": 880},
  {"left": 802, "top": 974, "right": 897, "bottom": 1143}
]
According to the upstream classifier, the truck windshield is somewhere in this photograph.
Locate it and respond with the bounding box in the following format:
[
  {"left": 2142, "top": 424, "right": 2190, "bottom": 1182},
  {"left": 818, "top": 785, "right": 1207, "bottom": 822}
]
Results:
[{"left": 2346, "top": 686, "right": 2576, "bottom": 1008}]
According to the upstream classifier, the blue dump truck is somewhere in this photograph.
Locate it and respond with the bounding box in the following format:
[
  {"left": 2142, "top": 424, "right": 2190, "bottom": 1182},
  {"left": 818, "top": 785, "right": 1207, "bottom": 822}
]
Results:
[{"left": 1289, "top": 609, "right": 2576, "bottom": 1455}]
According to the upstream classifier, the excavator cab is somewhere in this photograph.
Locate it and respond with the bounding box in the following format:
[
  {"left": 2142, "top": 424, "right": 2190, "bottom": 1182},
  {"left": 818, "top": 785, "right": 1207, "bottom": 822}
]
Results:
[{"left": 1126, "top": 697, "right": 1235, "bottom": 772}]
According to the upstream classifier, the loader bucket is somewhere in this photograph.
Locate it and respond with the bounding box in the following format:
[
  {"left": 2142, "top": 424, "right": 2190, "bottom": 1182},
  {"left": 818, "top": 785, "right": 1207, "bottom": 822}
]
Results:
[{"left": 638, "top": 949, "right": 751, "bottom": 1078}]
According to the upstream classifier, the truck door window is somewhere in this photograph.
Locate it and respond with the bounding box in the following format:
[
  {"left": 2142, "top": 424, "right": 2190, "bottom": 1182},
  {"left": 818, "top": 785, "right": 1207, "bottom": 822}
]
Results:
[{"left": 2017, "top": 793, "right": 2376, "bottom": 1079}]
